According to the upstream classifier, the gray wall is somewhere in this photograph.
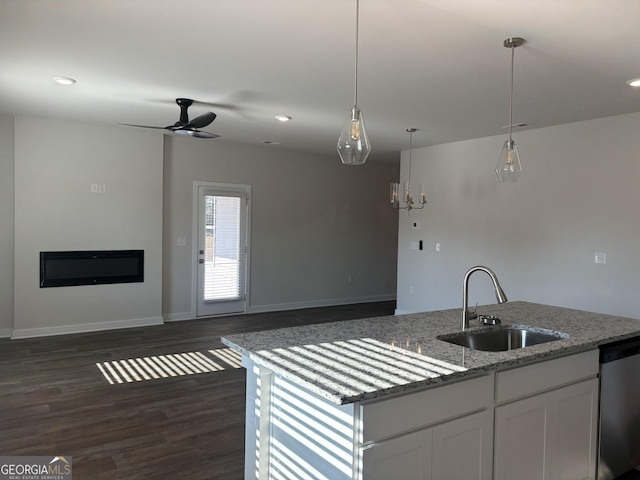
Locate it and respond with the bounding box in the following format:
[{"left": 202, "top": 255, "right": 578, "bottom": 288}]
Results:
[
  {"left": 12, "top": 116, "right": 164, "bottom": 337},
  {"left": 163, "top": 136, "right": 399, "bottom": 319},
  {"left": 0, "top": 116, "right": 14, "bottom": 336},
  {"left": 0, "top": 115, "right": 398, "bottom": 337},
  {"left": 396, "top": 112, "right": 640, "bottom": 319}
]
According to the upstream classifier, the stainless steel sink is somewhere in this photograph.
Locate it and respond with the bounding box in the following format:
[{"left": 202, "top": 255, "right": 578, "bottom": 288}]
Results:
[{"left": 438, "top": 326, "right": 568, "bottom": 352}]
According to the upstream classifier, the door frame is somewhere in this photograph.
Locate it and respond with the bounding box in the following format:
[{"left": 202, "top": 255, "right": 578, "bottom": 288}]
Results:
[{"left": 191, "top": 180, "right": 251, "bottom": 317}]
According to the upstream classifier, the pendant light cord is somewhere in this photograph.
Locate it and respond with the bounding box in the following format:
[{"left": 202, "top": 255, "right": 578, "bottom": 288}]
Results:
[
  {"left": 508, "top": 41, "right": 515, "bottom": 143},
  {"left": 353, "top": 0, "right": 360, "bottom": 107},
  {"left": 407, "top": 129, "right": 413, "bottom": 184}
]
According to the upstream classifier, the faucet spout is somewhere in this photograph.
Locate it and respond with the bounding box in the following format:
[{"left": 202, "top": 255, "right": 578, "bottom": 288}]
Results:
[{"left": 462, "top": 266, "right": 508, "bottom": 331}]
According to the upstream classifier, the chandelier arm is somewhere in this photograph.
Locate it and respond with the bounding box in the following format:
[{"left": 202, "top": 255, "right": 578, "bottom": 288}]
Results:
[{"left": 390, "top": 202, "right": 425, "bottom": 211}]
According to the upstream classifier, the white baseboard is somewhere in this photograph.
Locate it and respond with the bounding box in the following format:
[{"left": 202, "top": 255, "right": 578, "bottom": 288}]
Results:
[
  {"left": 164, "top": 311, "right": 196, "bottom": 322},
  {"left": 247, "top": 294, "right": 396, "bottom": 315},
  {"left": 165, "top": 295, "right": 397, "bottom": 322},
  {"left": 11, "top": 316, "right": 164, "bottom": 340},
  {"left": 0, "top": 328, "right": 12, "bottom": 338},
  {"left": 394, "top": 309, "right": 412, "bottom": 315}
]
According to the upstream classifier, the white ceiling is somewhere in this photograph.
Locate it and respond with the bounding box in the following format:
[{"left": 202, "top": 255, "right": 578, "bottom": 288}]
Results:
[{"left": 2, "top": 0, "right": 640, "bottom": 161}]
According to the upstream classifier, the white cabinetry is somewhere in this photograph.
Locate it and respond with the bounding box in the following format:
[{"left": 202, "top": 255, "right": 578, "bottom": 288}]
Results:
[
  {"left": 494, "top": 350, "right": 599, "bottom": 480},
  {"left": 243, "top": 350, "right": 599, "bottom": 480},
  {"left": 362, "top": 427, "right": 431, "bottom": 480},
  {"left": 431, "top": 411, "right": 493, "bottom": 480},
  {"left": 360, "top": 375, "right": 494, "bottom": 480},
  {"left": 362, "top": 410, "right": 492, "bottom": 480}
]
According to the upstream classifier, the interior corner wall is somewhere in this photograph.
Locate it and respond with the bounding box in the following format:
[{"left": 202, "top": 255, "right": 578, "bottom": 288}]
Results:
[
  {"left": 163, "top": 136, "right": 399, "bottom": 320},
  {"left": 0, "top": 116, "right": 15, "bottom": 337},
  {"left": 12, "top": 116, "right": 164, "bottom": 337},
  {"left": 396, "top": 112, "right": 640, "bottom": 319}
]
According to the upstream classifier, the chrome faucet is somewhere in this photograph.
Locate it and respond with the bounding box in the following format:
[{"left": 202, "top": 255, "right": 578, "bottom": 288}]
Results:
[{"left": 462, "top": 266, "right": 508, "bottom": 330}]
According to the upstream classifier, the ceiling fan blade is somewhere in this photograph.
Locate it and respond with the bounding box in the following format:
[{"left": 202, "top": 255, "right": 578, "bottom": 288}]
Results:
[
  {"left": 120, "top": 99, "right": 219, "bottom": 139},
  {"left": 185, "top": 112, "right": 216, "bottom": 129},
  {"left": 172, "top": 128, "right": 220, "bottom": 139},
  {"left": 118, "top": 123, "right": 167, "bottom": 130},
  {"left": 190, "top": 130, "right": 220, "bottom": 139}
]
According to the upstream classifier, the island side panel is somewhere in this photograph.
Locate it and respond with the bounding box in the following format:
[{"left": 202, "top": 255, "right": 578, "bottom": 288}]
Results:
[
  {"left": 243, "top": 356, "right": 357, "bottom": 480},
  {"left": 244, "top": 356, "right": 273, "bottom": 479}
]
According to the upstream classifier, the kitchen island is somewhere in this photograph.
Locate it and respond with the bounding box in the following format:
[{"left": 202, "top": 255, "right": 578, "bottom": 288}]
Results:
[{"left": 222, "top": 302, "right": 640, "bottom": 479}]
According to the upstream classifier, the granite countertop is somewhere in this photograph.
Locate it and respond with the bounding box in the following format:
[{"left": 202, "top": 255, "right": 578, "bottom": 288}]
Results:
[{"left": 222, "top": 301, "right": 640, "bottom": 405}]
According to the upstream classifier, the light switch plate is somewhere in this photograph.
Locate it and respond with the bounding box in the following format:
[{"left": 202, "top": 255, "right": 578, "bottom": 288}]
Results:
[{"left": 594, "top": 252, "right": 607, "bottom": 264}]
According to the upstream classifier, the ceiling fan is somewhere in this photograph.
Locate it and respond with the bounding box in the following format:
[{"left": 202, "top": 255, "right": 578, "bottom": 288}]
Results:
[{"left": 121, "top": 98, "right": 220, "bottom": 138}]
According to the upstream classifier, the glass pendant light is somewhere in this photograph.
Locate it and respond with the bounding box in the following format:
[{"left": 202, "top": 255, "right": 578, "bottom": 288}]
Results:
[
  {"left": 496, "top": 37, "right": 525, "bottom": 183},
  {"left": 338, "top": 0, "right": 371, "bottom": 165}
]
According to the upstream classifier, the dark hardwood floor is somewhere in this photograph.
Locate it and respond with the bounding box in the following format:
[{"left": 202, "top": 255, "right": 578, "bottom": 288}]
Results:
[
  {"left": 0, "top": 301, "right": 395, "bottom": 480},
  {"left": 617, "top": 469, "right": 640, "bottom": 480}
]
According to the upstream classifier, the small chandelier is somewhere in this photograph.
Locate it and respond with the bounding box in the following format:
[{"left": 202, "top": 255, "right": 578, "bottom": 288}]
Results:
[
  {"left": 496, "top": 37, "right": 525, "bottom": 183},
  {"left": 337, "top": 0, "right": 372, "bottom": 165},
  {"left": 390, "top": 128, "right": 426, "bottom": 210}
]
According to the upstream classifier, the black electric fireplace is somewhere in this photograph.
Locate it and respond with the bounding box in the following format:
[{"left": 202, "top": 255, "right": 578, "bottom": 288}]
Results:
[{"left": 40, "top": 250, "right": 144, "bottom": 288}]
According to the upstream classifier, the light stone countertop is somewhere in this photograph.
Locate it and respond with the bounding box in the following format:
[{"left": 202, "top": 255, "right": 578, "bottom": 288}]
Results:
[{"left": 222, "top": 301, "right": 640, "bottom": 405}]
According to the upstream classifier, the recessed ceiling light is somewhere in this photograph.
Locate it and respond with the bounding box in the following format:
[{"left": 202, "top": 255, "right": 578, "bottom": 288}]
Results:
[
  {"left": 626, "top": 78, "right": 640, "bottom": 87},
  {"left": 52, "top": 76, "right": 77, "bottom": 85},
  {"left": 275, "top": 115, "right": 292, "bottom": 122}
]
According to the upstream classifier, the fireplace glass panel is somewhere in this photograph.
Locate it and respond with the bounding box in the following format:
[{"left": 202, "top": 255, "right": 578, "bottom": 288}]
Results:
[{"left": 40, "top": 250, "right": 144, "bottom": 287}]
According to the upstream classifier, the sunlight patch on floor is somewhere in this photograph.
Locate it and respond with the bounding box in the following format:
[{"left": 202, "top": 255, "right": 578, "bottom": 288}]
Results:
[{"left": 96, "top": 348, "right": 242, "bottom": 384}]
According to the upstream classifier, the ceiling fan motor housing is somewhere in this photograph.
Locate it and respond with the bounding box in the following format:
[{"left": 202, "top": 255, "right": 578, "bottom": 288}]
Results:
[{"left": 175, "top": 98, "right": 194, "bottom": 126}]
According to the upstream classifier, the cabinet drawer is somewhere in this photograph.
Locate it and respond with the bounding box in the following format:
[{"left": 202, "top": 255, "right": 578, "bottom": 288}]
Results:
[
  {"left": 495, "top": 350, "right": 598, "bottom": 404},
  {"left": 360, "top": 374, "right": 493, "bottom": 443}
]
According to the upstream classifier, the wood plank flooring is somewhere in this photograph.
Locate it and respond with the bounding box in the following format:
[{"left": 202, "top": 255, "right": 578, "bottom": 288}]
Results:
[{"left": 0, "top": 301, "right": 395, "bottom": 479}]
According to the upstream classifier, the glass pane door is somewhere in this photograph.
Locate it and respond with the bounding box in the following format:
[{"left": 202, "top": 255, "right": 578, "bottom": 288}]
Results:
[{"left": 197, "top": 184, "right": 249, "bottom": 316}]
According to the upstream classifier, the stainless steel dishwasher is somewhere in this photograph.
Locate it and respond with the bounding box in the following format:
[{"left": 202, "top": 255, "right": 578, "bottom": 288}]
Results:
[{"left": 599, "top": 337, "right": 640, "bottom": 480}]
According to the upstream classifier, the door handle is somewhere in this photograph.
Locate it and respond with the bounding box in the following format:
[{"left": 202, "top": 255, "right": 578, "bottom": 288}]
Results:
[{"left": 199, "top": 259, "right": 204, "bottom": 264}]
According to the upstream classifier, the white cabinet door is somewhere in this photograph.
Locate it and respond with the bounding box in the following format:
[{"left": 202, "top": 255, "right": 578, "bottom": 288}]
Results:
[
  {"left": 362, "top": 429, "right": 432, "bottom": 480},
  {"left": 494, "top": 393, "right": 547, "bottom": 480},
  {"left": 362, "top": 410, "right": 492, "bottom": 480},
  {"left": 494, "top": 378, "right": 598, "bottom": 480},
  {"left": 431, "top": 410, "right": 493, "bottom": 480},
  {"left": 545, "top": 378, "right": 598, "bottom": 480}
]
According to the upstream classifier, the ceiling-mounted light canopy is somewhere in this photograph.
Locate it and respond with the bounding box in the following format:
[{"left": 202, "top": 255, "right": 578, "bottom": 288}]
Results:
[
  {"left": 390, "top": 128, "right": 426, "bottom": 211},
  {"left": 496, "top": 37, "right": 525, "bottom": 183},
  {"left": 337, "top": 0, "right": 371, "bottom": 165}
]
